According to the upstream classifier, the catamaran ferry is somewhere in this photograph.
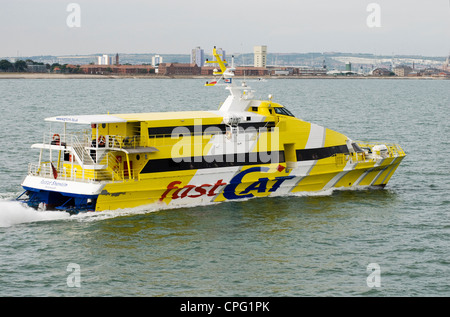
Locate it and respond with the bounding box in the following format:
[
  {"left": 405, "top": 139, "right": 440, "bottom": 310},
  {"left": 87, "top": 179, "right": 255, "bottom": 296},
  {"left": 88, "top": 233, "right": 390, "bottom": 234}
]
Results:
[{"left": 18, "top": 47, "right": 405, "bottom": 213}]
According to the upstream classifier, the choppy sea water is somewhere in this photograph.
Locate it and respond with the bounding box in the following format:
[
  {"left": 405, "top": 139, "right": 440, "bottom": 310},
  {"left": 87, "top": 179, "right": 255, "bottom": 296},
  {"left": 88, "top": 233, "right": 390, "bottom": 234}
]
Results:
[{"left": 0, "top": 78, "right": 449, "bottom": 297}]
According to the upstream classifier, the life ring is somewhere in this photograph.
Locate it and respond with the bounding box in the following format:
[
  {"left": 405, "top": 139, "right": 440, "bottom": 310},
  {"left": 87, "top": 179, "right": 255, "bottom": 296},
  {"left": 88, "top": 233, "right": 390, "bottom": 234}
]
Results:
[
  {"left": 52, "top": 134, "right": 60, "bottom": 145},
  {"left": 226, "top": 130, "right": 232, "bottom": 139},
  {"left": 98, "top": 135, "right": 106, "bottom": 147}
]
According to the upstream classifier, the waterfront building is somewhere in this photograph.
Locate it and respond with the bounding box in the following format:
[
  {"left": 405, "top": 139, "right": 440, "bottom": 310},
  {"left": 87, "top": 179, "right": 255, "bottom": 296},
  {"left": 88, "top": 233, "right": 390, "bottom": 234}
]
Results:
[
  {"left": 254, "top": 45, "right": 267, "bottom": 68},
  {"left": 393, "top": 65, "right": 412, "bottom": 77},
  {"left": 444, "top": 54, "right": 450, "bottom": 71},
  {"left": 97, "top": 54, "right": 113, "bottom": 65},
  {"left": 295, "top": 67, "right": 327, "bottom": 76},
  {"left": 152, "top": 55, "right": 163, "bottom": 66},
  {"left": 26, "top": 64, "right": 48, "bottom": 73},
  {"left": 191, "top": 47, "right": 205, "bottom": 67},
  {"left": 345, "top": 62, "right": 352, "bottom": 72},
  {"left": 80, "top": 64, "right": 154, "bottom": 75},
  {"left": 371, "top": 68, "right": 393, "bottom": 76},
  {"left": 234, "top": 66, "right": 268, "bottom": 76},
  {"left": 158, "top": 63, "right": 201, "bottom": 76}
]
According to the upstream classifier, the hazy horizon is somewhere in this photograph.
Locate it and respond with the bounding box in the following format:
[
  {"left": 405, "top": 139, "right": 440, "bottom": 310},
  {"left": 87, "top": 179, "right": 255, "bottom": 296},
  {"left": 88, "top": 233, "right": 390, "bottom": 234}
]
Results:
[{"left": 1, "top": 0, "right": 449, "bottom": 58}]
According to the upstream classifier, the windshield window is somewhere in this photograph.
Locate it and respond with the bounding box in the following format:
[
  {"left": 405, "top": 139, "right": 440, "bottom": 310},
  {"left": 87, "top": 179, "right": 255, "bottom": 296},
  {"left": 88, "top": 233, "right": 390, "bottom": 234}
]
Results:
[{"left": 274, "top": 107, "right": 295, "bottom": 117}]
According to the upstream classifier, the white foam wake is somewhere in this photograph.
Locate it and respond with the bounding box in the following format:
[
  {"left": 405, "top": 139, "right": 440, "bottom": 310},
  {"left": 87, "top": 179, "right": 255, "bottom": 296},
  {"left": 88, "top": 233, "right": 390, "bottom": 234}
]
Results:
[
  {"left": 0, "top": 186, "right": 378, "bottom": 227},
  {"left": 0, "top": 200, "right": 70, "bottom": 228}
]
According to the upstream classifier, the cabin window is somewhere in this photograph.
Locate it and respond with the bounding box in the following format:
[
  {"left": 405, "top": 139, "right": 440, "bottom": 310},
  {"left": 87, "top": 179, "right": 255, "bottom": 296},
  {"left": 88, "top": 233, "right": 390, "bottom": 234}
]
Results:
[
  {"left": 252, "top": 107, "right": 258, "bottom": 112},
  {"left": 274, "top": 107, "right": 295, "bottom": 117},
  {"left": 296, "top": 145, "right": 349, "bottom": 161}
]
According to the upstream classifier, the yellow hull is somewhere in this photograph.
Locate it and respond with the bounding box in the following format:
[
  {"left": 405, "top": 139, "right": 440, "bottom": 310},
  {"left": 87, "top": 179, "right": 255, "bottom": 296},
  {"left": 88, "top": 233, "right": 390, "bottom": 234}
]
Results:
[{"left": 95, "top": 154, "right": 405, "bottom": 211}]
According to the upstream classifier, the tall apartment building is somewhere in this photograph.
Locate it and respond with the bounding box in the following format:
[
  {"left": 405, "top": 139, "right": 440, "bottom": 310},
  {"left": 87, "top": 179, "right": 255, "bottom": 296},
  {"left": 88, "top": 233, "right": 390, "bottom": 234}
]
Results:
[
  {"left": 97, "top": 54, "right": 113, "bottom": 65},
  {"left": 254, "top": 45, "right": 267, "bottom": 68},
  {"left": 191, "top": 47, "right": 205, "bottom": 67},
  {"left": 152, "top": 55, "right": 163, "bottom": 66}
]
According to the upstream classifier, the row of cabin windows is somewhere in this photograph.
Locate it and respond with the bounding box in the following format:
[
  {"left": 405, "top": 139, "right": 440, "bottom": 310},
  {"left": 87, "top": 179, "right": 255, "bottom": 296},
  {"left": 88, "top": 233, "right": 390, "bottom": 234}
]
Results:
[
  {"left": 147, "top": 122, "right": 275, "bottom": 138},
  {"left": 141, "top": 152, "right": 285, "bottom": 174},
  {"left": 140, "top": 145, "right": 349, "bottom": 174}
]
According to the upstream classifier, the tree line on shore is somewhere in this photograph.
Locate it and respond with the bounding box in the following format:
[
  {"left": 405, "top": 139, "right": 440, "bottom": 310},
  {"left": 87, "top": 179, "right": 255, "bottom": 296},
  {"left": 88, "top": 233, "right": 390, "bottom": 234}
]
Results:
[{"left": 0, "top": 59, "right": 82, "bottom": 73}]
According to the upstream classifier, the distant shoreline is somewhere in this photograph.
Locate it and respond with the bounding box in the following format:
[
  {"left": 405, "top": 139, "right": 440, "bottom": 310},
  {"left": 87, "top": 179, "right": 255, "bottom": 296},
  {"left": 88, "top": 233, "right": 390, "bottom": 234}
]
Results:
[{"left": 0, "top": 73, "right": 448, "bottom": 80}]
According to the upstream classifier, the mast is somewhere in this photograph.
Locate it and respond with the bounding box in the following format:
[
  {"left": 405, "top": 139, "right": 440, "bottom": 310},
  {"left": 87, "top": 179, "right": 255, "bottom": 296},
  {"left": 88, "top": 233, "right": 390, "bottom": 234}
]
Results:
[
  {"left": 204, "top": 46, "right": 256, "bottom": 113},
  {"left": 205, "top": 46, "right": 234, "bottom": 85}
]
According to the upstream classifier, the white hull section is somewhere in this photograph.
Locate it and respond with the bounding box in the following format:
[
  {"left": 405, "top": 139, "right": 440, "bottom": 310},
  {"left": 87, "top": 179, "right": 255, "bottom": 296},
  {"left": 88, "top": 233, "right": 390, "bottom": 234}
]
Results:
[{"left": 22, "top": 175, "right": 106, "bottom": 196}]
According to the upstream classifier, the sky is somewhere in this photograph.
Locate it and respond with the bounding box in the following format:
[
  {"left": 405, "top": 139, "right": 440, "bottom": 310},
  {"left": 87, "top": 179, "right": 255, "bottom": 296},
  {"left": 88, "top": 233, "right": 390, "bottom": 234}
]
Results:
[{"left": 1, "top": 0, "right": 449, "bottom": 57}]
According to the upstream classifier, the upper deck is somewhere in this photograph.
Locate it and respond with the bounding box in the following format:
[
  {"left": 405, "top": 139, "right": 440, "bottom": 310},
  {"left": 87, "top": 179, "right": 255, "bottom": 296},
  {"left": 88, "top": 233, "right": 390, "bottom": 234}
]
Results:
[{"left": 45, "top": 110, "right": 225, "bottom": 125}]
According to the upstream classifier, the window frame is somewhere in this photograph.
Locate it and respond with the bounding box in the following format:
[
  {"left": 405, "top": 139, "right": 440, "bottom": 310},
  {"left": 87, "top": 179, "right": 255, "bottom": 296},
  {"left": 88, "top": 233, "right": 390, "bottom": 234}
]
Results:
[{"left": 274, "top": 107, "right": 295, "bottom": 117}]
